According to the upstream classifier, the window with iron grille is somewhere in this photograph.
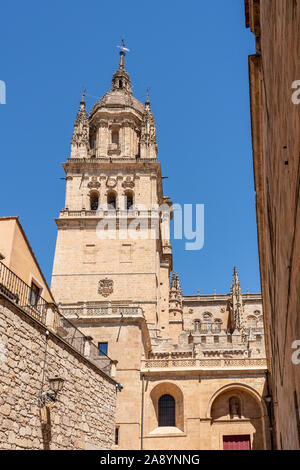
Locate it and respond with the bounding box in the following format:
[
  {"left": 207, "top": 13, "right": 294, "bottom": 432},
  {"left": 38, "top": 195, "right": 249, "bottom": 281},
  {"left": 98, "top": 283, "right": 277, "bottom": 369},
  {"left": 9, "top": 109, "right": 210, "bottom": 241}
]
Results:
[{"left": 158, "top": 394, "right": 175, "bottom": 427}]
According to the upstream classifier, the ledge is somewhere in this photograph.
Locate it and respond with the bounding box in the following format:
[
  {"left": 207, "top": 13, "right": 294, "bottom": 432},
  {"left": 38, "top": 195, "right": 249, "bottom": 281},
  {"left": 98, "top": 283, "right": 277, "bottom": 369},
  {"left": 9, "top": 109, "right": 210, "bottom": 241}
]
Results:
[{"left": 147, "top": 427, "right": 186, "bottom": 438}]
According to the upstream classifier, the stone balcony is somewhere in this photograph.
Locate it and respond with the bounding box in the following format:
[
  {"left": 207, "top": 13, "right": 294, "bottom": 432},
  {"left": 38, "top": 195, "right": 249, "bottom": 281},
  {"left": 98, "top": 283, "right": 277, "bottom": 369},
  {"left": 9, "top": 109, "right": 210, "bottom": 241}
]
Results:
[
  {"left": 59, "top": 209, "right": 160, "bottom": 220},
  {"left": 59, "top": 303, "right": 145, "bottom": 320}
]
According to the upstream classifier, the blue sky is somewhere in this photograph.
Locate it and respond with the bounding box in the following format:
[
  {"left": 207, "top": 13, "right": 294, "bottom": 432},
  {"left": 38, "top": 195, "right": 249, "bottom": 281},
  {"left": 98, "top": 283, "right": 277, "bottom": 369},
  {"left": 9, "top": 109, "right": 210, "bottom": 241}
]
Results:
[{"left": 0, "top": 0, "right": 259, "bottom": 295}]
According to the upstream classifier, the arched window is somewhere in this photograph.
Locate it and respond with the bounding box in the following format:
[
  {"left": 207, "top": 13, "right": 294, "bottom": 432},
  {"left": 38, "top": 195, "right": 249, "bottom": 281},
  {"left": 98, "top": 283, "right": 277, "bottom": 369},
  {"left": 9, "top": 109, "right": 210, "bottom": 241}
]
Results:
[
  {"left": 112, "top": 129, "right": 119, "bottom": 145},
  {"left": 90, "top": 192, "right": 99, "bottom": 210},
  {"left": 214, "top": 318, "right": 222, "bottom": 332},
  {"left": 194, "top": 320, "right": 200, "bottom": 332},
  {"left": 203, "top": 312, "right": 212, "bottom": 321},
  {"left": 201, "top": 312, "right": 212, "bottom": 332},
  {"left": 125, "top": 191, "right": 133, "bottom": 210},
  {"left": 158, "top": 394, "right": 175, "bottom": 427},
  {"left": 119, "top": 79, "right": 123, "bottom": 89},
  {"left": 107, "top": 192, "right": 116, "bottom": 210}
]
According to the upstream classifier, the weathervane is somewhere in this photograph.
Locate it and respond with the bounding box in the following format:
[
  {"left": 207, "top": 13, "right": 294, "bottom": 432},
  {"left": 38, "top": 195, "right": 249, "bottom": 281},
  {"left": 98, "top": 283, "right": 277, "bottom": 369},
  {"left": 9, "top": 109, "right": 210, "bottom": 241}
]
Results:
[{"left": 117, "top": 38, "right": 130, "bottom": 53}]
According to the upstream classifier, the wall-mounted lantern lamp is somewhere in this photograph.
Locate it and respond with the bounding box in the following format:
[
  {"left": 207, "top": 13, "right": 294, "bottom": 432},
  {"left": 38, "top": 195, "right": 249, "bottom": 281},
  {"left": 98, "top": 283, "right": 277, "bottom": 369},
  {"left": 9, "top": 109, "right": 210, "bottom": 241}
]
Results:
[
  {"left": 264, "top": 394, "right": 272, "bottom": 403},
  {"left": 39, "top": 375, "right": 64, "bottom": 406}
]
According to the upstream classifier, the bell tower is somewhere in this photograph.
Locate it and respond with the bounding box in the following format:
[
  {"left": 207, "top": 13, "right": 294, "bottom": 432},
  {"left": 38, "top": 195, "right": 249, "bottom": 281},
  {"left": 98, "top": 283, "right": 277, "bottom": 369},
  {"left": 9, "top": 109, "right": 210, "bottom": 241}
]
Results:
[
  {"left": 51, "top": 45, "right": 172, "bottom": 330},
  {"left": 51, "top": 45, "right": 174, "bottom": 447}
]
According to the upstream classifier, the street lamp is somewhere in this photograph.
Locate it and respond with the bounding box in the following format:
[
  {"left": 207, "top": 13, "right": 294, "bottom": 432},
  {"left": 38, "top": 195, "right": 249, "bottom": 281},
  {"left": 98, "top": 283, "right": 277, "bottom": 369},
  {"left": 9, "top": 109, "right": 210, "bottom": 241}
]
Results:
[
  {"left": 264, "top": 394, "right": 272, "bottom": 403},
  {"left": 39, "top": 375, "right": 64, "bottom": 406},
  {"left": 48, "top": 376, "right": 64, "bottom": 396}
]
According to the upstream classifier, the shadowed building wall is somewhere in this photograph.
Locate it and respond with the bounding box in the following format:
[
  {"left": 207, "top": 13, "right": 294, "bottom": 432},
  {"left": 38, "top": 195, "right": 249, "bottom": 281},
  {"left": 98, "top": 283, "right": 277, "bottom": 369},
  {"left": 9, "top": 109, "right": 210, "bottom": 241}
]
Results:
[{"left": 245, "top": 0, "right": 300, "bottom": 449}]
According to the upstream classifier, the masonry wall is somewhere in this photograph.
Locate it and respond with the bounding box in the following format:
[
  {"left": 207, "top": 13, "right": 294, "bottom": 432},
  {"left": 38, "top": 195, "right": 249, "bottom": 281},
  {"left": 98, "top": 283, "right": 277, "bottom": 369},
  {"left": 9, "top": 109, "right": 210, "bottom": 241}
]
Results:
[
  {"left": 0, "top": 296, "right": 116, "bottom": 450},
  {"left": 246, "top": 0, "right": 300, "bottom": 449},
  {"left": 142, "top": 374, "right": 268, "bottom": 450}
]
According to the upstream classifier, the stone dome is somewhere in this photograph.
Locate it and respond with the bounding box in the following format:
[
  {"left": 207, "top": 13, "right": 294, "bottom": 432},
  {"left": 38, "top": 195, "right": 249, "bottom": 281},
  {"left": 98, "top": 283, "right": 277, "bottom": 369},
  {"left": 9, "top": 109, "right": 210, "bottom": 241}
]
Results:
[{"left": 89, "top": 89, "right": 145, "bottom": 119}]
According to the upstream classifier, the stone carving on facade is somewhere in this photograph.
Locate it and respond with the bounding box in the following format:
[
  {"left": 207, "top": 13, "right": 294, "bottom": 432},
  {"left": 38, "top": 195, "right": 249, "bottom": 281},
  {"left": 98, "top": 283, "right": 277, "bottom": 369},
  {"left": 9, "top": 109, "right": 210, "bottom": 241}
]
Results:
[
  {"left": 229, "top": 396, "right": 241, "bottom": 419},
  {"left": 106, "top": 177, "right": 117, "bottom": 188},
  {"left": 122, "top": 176, "right": 135, "bottom": 189},
  {"left": 98, "top": 278, "right": 114, "bottom": 297},
  {"left": 87, "top": 176, "right": 100, "bottom": 189}
]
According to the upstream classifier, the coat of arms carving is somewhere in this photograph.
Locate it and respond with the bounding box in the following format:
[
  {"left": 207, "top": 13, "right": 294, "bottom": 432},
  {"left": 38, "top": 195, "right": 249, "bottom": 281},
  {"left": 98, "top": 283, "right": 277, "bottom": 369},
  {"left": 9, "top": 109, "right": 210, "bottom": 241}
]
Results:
[
  {"left": 122, "top": 176, "right": 135, "bottom": 189},
  {"left": 98, "top": 278, "right": 114, "bottom": 297},
  {"left": 88, "top": 176, "right": 100, "bottom": 189}
]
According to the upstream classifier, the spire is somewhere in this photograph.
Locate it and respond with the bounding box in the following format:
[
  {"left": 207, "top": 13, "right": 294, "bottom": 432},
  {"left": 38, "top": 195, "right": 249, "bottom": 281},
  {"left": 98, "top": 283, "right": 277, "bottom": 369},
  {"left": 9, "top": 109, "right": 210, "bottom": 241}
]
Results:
[
  {"left": 145, "top": 87, "right": 151, "bottom": 109},
  {"left": 170, "top": 271, "right": 182, "bottom": 295},
  {"left": 70, "top": 89, "right": 90, "bottom": 158},
  {"left": 140, "top": 88, "right": 157, "bottom": 158},
  {"left": 80, "top": 88, "right": 86, "bottom": 105},
  {"left": 230, "top": 266, "right": 244, "bottom": 330},
  {"left": 169, "top": 271, "right": 183, "bottom": 317},
  {"left": 111, "top": 38, "right": 132, "bottom": 93}
]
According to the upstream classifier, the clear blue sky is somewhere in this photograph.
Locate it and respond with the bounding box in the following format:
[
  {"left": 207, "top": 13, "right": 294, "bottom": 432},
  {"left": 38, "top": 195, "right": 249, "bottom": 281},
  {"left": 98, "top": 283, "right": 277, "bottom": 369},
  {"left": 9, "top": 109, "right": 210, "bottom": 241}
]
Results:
[{"left": 0, "top": 0, "right": 259, "bottom": 295}]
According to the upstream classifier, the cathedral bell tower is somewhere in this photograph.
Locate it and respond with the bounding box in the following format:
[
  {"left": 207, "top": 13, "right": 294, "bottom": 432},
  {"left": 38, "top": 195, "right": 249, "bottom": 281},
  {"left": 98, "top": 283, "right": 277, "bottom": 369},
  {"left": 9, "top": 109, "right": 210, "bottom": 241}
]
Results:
[
  {"left": 51, "top": 43, "right": 173, "bottom": 336},
  {"left": 51, "top": 46, "right": 174, "bottom": 447}
]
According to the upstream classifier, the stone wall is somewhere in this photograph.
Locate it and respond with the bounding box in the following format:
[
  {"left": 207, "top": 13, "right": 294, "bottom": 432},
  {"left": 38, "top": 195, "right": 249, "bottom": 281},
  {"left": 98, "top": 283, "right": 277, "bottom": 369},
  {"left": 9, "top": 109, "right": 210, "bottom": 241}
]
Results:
[
  {"left": 0, "top": 295, "right": 116, "bottom": 450},
  {"left": 246, "top": 0, "right": 300, "bottom": 449}
]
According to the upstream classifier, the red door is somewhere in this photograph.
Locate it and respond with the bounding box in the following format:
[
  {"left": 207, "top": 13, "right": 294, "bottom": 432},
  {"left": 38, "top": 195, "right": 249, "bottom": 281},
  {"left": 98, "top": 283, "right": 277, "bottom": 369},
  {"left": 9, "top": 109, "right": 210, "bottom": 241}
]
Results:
[{"left": 223, "top": 435, "right": 251, "bottom": 450}]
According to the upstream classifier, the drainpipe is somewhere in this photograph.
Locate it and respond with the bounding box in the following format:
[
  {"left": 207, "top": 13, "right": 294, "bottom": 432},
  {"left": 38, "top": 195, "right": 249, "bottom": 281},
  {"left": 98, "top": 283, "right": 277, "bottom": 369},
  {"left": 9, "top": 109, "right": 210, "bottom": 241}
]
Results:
[
  {"left": 264, "top": 370, "right": 275, "bottom": 450},
  {"left": 141, "top": 374, "right": 145, "bottom": 450}
]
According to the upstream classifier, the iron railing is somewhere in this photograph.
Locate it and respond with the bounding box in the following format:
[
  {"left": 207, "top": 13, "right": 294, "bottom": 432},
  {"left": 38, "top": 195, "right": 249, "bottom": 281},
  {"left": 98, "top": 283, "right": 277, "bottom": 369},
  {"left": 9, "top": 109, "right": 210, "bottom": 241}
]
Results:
[
  {"left": 0, "top": 261, "right": 47, "bottom": 322},
  {"left": 0, "top": 261, "right": 112, "bottom": 376}
]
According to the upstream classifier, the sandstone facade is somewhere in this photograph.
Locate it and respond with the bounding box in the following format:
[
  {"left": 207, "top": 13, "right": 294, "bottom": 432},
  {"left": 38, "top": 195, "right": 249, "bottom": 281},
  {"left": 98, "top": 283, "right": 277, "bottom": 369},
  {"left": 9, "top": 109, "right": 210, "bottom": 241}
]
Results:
[{"left": 50, "top": 47, "right": 270, "bottom": 450}]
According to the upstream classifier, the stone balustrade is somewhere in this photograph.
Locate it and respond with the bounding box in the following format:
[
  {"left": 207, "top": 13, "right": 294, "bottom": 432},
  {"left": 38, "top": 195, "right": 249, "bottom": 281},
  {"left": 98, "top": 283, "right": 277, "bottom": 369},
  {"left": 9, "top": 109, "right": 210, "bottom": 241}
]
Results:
[
  {"left": 60, "top": 304, "right": 144, "bottom": 319},
  {"left": 141, "top": 356, "right": 267, "bottom": 371}
]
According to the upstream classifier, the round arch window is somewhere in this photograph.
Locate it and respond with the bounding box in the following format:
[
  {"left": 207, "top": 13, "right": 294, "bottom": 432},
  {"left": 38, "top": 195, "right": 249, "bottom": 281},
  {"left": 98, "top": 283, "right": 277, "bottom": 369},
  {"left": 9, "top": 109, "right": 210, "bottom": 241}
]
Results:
[{"left": 158, "top": 394, "right": 175, "bottom": 427}]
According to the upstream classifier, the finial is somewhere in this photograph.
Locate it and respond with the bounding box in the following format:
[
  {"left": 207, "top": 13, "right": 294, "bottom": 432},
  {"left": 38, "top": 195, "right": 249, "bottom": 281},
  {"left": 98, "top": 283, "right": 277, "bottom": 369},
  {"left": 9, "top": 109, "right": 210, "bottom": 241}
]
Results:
[
  {"left": 80, "top": 87, "right": 86, "bottom": 105},
  {"left": 145, "top": 87, "right": 151, "bottom": 108},
  {"left": 117, "top": 38, "right": 130, "bottom": 70}
]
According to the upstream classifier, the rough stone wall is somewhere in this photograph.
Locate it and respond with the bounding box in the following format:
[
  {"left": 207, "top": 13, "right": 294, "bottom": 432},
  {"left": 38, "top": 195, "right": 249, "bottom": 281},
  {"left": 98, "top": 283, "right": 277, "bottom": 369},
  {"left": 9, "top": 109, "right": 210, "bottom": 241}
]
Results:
[
  {"left": 246, "top": 0, "right": 300, "bottom": 449},
  {"left": 0, "top": 297, "right": 116, "bottom": 450}
]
